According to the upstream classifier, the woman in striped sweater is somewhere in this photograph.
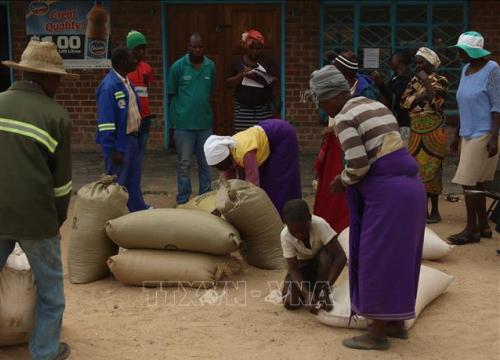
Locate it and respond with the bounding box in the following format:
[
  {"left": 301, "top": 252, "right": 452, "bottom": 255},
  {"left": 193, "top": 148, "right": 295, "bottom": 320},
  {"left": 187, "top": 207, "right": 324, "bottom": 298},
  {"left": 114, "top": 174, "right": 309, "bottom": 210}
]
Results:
[{"left": 305, "top": 65, "right": 426, "bottom": 350}]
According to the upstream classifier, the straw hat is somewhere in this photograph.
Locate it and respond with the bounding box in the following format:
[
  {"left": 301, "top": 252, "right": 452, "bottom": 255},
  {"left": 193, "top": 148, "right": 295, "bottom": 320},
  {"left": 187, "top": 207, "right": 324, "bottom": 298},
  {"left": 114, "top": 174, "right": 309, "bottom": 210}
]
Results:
[{"left": 2, "top": 40, "right": 79, "bottom": 79}]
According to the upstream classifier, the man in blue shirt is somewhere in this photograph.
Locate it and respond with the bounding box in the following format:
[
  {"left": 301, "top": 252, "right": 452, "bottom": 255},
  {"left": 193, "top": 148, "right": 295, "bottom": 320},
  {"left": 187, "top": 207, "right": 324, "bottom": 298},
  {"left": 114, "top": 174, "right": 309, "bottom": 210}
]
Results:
[
  {"left": 168, "top": 33, "right": 216, "bottom": 205},
  {"left": 96, "top": 47, "right": 149, "bottom": 212}
]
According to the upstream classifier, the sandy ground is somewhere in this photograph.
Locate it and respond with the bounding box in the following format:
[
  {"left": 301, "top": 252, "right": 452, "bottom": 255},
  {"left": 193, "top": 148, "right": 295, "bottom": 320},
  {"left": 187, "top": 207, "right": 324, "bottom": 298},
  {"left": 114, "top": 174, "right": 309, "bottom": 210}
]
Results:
[{"left": 0, "top": 193, "right": 499, "bottom": 360}]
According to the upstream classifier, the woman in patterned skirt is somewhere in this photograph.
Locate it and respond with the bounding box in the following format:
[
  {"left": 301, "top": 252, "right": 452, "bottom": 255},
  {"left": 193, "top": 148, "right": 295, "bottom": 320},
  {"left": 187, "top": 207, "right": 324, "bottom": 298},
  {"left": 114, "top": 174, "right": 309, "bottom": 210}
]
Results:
[{"left": 401, "top": 47, "right": 449, "bottom": 224}]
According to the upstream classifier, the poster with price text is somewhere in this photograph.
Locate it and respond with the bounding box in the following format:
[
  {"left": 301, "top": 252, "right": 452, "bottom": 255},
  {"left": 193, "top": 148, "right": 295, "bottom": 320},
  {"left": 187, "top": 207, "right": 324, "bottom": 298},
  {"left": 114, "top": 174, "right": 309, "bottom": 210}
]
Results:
[{"left": 26, "top": 0, "right": 111, "bottom": 68}]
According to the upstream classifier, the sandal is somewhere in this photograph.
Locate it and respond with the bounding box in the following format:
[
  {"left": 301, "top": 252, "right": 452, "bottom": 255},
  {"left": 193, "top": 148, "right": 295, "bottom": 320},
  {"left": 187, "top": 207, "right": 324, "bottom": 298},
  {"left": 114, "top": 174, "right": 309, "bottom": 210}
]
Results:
[
  {"left": 342, "top": 336, "right": 389, "bottom": 351},
  {"left": 448, "top": 230, "right": 480, "bottom": 245}
]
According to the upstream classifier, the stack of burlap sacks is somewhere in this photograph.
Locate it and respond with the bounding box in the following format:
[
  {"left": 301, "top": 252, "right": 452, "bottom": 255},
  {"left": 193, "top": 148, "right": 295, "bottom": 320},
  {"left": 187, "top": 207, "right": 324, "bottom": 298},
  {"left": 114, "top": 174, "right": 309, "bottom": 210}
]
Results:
[
  {"left": 67, "top": 176, "right": 285, "bottom": 289},
  {"left": 105, "top": 208, "right": 242, "bottom": 288},
  {"left": 106, "top": 179, "right": 286, "bottom": 288}
]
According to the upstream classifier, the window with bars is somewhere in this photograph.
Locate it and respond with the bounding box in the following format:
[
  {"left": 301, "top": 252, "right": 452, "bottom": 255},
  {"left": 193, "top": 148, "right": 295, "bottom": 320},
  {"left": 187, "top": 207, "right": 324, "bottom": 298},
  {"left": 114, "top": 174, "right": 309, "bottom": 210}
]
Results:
[{"left": 321, "top": 1, "right": 468, "bottom": 114}]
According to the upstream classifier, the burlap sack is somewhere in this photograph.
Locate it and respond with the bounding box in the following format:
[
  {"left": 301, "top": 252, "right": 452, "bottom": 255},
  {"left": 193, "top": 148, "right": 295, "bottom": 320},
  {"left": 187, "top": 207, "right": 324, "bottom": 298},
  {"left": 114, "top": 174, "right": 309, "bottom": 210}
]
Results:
[
  {"left": 106, "top": 209, "right": 240, "bottom": 255},
  {"left": 216, "top": 179, "right": 285, "bottom": 270},
  {"left": 0, "top": 246, "right": 36, "bottom": 346},
  {"left": 107, "top": 250, "right": 241, "bottom": 288},
  {"left": 68, "top": 175, "right": 129, "bottom": 284},
  {"left": 177, "top": 191, "right": 217, "bottom": 213}
]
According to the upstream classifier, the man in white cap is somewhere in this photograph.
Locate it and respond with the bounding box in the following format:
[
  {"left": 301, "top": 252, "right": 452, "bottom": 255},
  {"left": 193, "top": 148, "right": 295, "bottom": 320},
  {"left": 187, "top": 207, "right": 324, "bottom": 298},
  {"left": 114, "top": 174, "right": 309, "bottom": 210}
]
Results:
[{"left": 0, "top": 40, "right": 75, "bottom": 359}]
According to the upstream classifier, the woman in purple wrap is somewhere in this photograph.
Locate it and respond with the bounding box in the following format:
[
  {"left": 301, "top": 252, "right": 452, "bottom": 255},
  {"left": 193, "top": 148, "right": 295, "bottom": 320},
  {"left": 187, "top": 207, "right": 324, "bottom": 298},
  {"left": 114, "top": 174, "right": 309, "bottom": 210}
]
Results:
[
  {"left": 305, "top": 65, "right": 426, "bottom": 350},
  {"left": 203, "top": 119, "right": 302, "bottom": 216}
]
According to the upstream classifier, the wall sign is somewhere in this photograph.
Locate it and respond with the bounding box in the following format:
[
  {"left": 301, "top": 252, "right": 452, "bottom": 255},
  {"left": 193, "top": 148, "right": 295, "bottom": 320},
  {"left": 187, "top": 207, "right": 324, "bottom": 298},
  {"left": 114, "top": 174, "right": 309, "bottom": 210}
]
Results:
[{"left": 26, "top": 0, "right": 111, "bottom": 68}]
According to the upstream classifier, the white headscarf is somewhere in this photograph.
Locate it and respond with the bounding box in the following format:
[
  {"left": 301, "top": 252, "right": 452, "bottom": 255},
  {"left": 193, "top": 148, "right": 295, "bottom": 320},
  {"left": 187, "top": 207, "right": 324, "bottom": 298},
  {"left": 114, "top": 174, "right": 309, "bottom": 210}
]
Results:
[
  {"left": 416, "top": 47, "right": 441, "bottom": 69},
  {"left": 203, "top": 135, "right": 237, "bottom": 166}
]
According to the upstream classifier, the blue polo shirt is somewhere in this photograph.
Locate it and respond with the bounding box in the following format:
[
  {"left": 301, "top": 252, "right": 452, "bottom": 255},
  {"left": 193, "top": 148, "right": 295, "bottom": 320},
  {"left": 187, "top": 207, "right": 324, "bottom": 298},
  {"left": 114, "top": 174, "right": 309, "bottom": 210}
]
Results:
[{"left": 168, "top": 54, "right": 215, "bottom": 130}]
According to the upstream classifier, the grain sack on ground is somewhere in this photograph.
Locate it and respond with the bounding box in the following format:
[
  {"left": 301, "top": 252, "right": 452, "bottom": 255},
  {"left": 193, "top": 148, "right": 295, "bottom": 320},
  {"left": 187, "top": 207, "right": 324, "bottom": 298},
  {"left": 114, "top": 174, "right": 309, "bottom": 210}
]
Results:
[
  {"left": 106, "top": 209, "right": 240, "bottom": 255},
  {"left": 337, "top": 226, "right": 454, "bottom": 261},
  {"left": 107, "top": 250, "right": 242, "bottom": 287},
  {"left": 317, "top": 265, "right": 453, "bottom": 329},
  {"left": 0, "top": 245, "right": 36, "bottom": 346},
  {"left": 68, "top": 175, "right": 129, "bottom": 284},
  {"left": 177, "top": 191, "right": 217, "bottom": 213},
  {"left": 216, "top": 179, "right": 285, "bottom": 270}
]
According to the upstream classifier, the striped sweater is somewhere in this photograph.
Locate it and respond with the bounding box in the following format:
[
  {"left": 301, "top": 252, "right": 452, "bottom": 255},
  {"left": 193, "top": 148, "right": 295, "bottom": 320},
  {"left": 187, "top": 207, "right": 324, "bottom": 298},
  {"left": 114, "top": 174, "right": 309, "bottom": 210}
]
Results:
[{"left": 333, "top": 97, "right": 403, "bottom": 185}]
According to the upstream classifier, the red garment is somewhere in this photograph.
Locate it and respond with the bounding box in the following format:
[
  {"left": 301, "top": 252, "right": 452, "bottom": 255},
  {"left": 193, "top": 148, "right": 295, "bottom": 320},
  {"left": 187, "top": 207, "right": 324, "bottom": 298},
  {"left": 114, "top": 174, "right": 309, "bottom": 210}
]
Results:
[
  {"left": 313, "top": 133, "right": 350, "bottom": 233},
  {"left": 127, "top": 60, "right": 153, "bottom": 118}
]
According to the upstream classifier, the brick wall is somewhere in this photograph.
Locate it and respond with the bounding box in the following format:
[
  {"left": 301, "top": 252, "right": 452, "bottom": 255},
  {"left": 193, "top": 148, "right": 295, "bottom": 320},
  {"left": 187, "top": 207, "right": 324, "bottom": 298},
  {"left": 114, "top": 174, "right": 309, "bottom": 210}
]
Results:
[
  {"left": 284, "top": 0, "right": 322, "bottom": 152},
  {"left": 469, "top": 0, "right": 500, "bottom": 63},
  {"left": 10, "top": 0, "right": 164, "bottom": 151},
  {"left": 8, "top": 0, "right": 497, "bottom": 152}
]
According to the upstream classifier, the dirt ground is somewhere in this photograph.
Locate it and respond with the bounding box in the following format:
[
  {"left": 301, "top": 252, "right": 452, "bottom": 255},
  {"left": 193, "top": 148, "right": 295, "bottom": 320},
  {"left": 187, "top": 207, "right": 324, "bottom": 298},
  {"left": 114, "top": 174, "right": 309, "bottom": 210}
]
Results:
[{"left": 0, "top": 192, "right": 499, "bottom": 360}]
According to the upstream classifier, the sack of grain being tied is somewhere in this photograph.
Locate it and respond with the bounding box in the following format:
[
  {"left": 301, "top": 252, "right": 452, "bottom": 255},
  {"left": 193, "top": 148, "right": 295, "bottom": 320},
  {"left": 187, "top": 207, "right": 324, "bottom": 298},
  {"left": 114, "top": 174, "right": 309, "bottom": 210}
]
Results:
[
  {"left": 106, "top": 209, "right": 241, "bottom": 256},
  {"left": 107, "top": 250, "right": 242, "bottom": 288},
  {"left": 216, "top": 179, "right": 286, "bottom": 270},
  {"left": 68, "top": 175, "right": 129, "bottom": 284},
  {"left": 0, "top": 245, "right": 36, "bottom": 346}
]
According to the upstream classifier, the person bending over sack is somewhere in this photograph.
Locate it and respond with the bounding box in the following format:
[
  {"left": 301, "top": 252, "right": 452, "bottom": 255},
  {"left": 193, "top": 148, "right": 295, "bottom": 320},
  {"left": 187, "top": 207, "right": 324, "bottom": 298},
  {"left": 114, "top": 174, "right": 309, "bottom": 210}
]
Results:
[
  {"left": 203, "top": 119, "right": 301, "bottom": 216},
  {"left": 280, "top": 199, "right": 346, "bottom": 312}
]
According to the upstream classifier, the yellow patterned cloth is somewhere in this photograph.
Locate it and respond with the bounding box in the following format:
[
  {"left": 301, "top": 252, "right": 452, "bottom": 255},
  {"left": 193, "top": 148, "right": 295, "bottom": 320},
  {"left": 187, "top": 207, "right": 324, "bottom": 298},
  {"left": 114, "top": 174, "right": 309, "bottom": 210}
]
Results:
[{"left": 402, "top": 73, "right": 449, "bottom": 194}]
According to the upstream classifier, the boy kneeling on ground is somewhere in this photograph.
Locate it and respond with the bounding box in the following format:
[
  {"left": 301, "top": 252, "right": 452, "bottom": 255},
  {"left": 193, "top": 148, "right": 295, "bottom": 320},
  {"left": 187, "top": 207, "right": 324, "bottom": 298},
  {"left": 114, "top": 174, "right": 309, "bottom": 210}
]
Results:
[{"left": 281, "top": 199, "right": 347, "bottom": 312}]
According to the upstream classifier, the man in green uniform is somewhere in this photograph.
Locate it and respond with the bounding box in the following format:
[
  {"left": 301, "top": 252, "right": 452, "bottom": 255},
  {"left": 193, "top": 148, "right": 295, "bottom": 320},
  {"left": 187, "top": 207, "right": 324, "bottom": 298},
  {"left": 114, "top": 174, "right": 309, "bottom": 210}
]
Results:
[
  {"left": 168, "top": 33, "right": 216, "bottom": 205},
  {"left": 0, "top": 40, "right": 75, "bottom": 360}
]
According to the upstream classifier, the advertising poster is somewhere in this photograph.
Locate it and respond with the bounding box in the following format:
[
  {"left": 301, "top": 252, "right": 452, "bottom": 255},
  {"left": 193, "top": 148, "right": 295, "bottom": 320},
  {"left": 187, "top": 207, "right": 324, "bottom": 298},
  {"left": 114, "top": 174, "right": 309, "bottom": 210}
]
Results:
[{"left": 26, "top": 0, "right": 111, "bottom": 68}]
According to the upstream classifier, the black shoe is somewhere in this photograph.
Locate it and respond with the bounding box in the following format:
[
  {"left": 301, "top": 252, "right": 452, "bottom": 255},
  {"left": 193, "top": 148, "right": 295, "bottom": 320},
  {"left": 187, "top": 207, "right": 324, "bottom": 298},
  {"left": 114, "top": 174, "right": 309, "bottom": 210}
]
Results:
[{"left": 53, "top": 343, "right": 71, "bottom": 360}]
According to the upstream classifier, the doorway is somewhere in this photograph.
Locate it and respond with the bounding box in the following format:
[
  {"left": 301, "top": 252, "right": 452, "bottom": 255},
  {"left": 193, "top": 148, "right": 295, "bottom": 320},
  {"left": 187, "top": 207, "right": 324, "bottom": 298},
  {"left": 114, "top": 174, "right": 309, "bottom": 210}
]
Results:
[{"left": 165, "top": 2, "right": 283, "bottom": 136}]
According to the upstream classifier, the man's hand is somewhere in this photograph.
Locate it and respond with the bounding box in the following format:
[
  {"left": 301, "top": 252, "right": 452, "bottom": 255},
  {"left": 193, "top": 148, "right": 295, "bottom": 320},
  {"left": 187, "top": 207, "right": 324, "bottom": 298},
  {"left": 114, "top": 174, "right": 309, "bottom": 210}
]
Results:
[
  {"left": 487, "top": 135, "right": 499, "bottom": 157},
  {"left": 111, "top": 150, "right": 124, "bottom": 165},
  {"left": 330, "top": 175, "right": 346, "bottom": 193}
]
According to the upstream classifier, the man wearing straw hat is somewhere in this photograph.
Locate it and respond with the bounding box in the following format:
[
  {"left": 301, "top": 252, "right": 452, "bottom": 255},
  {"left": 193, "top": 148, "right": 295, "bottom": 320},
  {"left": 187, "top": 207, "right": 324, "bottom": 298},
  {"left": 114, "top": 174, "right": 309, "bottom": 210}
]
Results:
[{"left": 0, "top": 40, "right": 74, "bottom": 359}]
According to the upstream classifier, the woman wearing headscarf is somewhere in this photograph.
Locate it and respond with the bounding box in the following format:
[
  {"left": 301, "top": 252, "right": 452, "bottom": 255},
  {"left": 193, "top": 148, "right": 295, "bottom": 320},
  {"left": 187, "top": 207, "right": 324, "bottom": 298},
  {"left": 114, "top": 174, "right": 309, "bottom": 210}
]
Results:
[
  {"left": 401, "top": 47, "right": 449, "bottom": 224},
  {"left": 448, "top": 31, "right": 500, "bottom": 245},
  {"left": 312, "top": 52, "right": 378, "bottom": 233},
  {"left": 203, "top": 119, "right": 301, "bottom": 216},
  {"left": 305, "top": 65, "right": 426, "bottom": 350},
  {"left": 226, "top": 29, "right": 280, "bottom": 132}
]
